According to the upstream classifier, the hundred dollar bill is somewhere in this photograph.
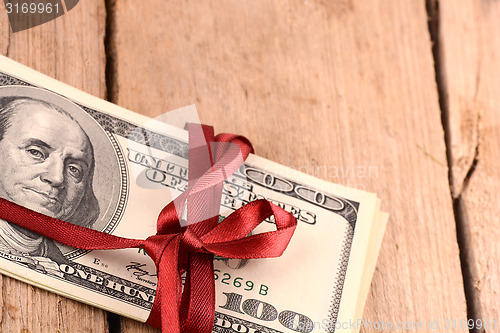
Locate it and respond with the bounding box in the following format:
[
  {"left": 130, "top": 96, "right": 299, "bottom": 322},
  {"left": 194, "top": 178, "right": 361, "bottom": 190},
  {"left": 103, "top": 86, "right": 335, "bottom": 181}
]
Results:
[{"left": 0, "top": 55, "right": 387, "bottom": 333}]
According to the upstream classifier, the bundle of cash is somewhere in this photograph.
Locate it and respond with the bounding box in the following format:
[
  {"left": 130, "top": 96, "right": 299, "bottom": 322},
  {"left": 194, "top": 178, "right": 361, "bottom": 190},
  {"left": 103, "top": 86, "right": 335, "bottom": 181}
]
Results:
[{"left": 0, "top": 55, "right": 387, "bottom": 333}]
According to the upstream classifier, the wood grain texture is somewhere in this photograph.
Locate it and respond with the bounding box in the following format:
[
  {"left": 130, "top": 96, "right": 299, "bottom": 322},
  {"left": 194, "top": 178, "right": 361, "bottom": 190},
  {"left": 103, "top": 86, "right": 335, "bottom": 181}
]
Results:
[
  {"left": 438, "top": 0, "right": 500, "bottom": 327},
  {"left": 108, "top": 0, "right": 468, "bottom": 331},
  {"left": 0, "top": 1, "right": 109, "bottom": 332}
]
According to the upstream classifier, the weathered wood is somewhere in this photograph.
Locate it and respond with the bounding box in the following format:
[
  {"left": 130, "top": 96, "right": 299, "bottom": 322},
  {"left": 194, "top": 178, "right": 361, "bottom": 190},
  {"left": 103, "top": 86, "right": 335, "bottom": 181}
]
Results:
[
  {"left": 438, "top": 0, "right": 500, "bottom": 328},
  {"left": 109, "top": 0, "right": 467, "bottom": 331},
  {"left": 0, "top": 1, "right": 109, "bottom": 332},
  {"left": 121, "top": 317, "right": 160, "bottom": 333}
]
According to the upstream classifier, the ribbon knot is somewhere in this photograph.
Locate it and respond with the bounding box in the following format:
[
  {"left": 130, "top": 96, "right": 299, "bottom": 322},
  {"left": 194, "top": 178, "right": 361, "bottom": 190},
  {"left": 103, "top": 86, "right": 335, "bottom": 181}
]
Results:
[
  {"left": 143, "top": 234, "right": 177, "bottom": 266},
  {"left": 181, "top": 229, "right": 205, "bottom": 253}
]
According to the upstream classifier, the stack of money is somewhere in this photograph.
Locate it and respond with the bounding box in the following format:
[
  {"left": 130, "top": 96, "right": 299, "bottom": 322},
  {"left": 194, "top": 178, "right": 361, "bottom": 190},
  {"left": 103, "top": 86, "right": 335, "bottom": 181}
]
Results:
[{"left": 0, "top": 55, "right": 387, "bottom": 333}]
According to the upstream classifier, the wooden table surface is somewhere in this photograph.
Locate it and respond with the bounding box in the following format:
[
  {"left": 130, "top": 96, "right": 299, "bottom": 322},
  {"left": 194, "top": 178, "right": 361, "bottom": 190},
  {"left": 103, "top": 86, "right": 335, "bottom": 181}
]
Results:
[{"left": 0, "top": 1, "right": 498, "bottom": 332}]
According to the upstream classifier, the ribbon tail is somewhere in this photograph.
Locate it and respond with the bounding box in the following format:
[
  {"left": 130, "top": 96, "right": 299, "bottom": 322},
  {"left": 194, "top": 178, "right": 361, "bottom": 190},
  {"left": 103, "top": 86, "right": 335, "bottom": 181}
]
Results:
[
  {"left": 180, "top": 253, "right": 215, "bottom": 333},
  {"left": 145, "top": 237, "right": 183, "bottom": 332},
  {"left": 0, "top": 198, "right": 144, "bottom": 250}
]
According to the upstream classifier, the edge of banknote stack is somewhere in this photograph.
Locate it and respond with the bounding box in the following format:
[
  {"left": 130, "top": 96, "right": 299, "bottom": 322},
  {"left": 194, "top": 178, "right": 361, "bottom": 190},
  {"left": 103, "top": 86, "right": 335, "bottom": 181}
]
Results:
[{"left": 0, "top": 55, "right": 387, "bottom": 333}]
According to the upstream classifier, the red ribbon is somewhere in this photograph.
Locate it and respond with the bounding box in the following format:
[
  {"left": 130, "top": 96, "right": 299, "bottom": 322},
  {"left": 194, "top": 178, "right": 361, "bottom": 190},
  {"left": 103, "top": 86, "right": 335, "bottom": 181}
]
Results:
[{"left": 0, "top": 124, "right": 297, "bottom": 333}]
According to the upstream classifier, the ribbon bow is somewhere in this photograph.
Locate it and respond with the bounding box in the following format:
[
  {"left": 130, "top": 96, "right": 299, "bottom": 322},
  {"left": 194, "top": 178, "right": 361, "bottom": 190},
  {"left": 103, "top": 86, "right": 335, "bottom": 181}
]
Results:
[{"left": 0, "top": 124, "right": 297, "bottom": 333}]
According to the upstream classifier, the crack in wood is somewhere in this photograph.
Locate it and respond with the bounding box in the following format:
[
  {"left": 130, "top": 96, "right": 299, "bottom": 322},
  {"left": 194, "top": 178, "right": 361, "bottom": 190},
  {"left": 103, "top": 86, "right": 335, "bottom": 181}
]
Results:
[
  {"left": 425, "top": 1, "right": 483, "bottom": 332},
  {"left": 459, "top": 58, "right": 482, "bottom": 197},
  {"left": 5, "top": 30, "right": 11, "bottom": 58},
  {"left": 107, "top": 311, "right": 122, "bottom": 333},
  {"left": 453, "top": 197, "right": 484, "bottom": 333},
  {"left": 104, "top": 2, "right": 121, "bottom": 332},
  {"left": 460, "top": 120, "right": 480, "bottom": 196},
  {"left": 105, "top": 0, "right": 118, "bottom": 104}
]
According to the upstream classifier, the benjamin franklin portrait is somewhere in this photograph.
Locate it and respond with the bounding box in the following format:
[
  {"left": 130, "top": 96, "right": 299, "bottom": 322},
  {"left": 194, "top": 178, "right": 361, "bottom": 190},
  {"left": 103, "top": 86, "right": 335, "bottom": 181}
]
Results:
[{"left": 0, "top": 86, "right": 123, "bottom": 264}]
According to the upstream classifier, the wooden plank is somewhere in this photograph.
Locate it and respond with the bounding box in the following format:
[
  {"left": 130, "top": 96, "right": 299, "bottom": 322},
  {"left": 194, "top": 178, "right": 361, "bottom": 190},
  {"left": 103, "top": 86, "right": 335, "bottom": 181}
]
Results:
[
  {"left": 0, "top": 1, "right": 109, "bottom": 332},
  {"left": 437, "top": 0, "right": 500, "bottom": 328},
  {"left": 108, "top": 0, "right": 468, "bottom": 331}
]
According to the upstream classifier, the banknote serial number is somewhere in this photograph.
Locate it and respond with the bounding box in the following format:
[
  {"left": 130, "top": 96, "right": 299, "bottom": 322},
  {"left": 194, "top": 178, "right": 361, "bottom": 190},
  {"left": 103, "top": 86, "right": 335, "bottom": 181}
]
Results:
[
  {"left": 214, "top": 269, "right": 269, "bottom": 296},
  {"left": 6, "top": 2, "right": 61, "bottom": 14}
]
